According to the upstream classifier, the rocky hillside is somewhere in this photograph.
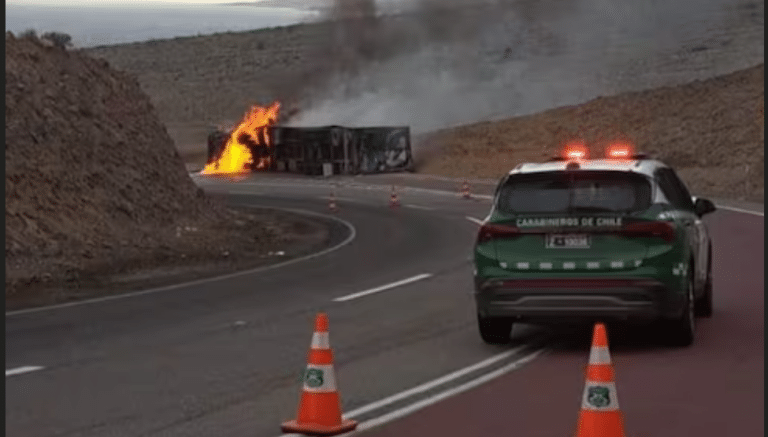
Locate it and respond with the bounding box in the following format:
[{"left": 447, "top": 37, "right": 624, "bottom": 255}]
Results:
[
  {"left": 417, "top": 63, "right": 764, "bottom": 202},
  {"left": 5, "top": 33, "right": 296, "bottom": 298}
]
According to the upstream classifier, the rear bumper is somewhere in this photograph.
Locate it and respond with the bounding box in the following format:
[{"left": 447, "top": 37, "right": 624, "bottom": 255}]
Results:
[{"left": 474, "top": 278, "right": 684, "bottom": 322}]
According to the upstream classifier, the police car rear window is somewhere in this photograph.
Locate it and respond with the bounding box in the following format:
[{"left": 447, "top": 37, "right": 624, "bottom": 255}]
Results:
[{"left": 497, "top": 171, "right": 652, "bottom": 214}]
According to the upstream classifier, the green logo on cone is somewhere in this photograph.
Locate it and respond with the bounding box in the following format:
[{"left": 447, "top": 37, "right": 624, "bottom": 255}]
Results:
[
  {"left": 587, "top": 386, "right": 611, "bottom": 408},
  {"left": 305, "top": 368, "right": 324, "bottom": 388}
]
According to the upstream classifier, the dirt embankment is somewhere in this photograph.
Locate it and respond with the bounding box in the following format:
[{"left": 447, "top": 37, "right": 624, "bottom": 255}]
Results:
[
  {"left": 5, "top": 33, "right": 328, "bottom": 308},
  {"left": 416, "top": 64, "right": 764, "bottom": 202}
]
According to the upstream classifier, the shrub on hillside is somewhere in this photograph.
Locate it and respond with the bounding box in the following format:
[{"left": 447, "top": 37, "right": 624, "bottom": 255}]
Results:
[
  {"left": 19, "top": 29, "right": 37, "bottom": 39},
  {"left": 41, "top": 31, "right": 72, "bottom": 49}
]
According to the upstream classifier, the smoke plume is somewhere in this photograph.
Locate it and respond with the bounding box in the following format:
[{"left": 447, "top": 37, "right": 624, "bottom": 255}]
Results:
[{"left": 290, "top": 0, "right": 763, "bottom": 138}]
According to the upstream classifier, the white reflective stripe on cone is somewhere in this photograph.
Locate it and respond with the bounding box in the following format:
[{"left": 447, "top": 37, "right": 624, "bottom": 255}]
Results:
[
  {"left": 302, "top": 364, "right": 338, "bottom": 393},
  {"left": 581, "top": 381, "right": 620, "bottom": 411},
  {"left": 588, "top": 346, "right": 612, "bottom": 365},
  {"left": 311, "top": 332, "right": 330, "bottom": 349}
]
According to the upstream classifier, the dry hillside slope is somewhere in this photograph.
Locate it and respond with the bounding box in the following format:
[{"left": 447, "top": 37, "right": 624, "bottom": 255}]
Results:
[
  {"left": 5, "top": 33, "right": 317, "bottom": 303},
  {"left": 417, "top": 63, "right": 764, "bottom": 202}
]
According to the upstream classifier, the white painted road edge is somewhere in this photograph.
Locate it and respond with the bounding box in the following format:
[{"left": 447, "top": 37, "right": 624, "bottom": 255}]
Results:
[
  {"left": 465, "top": 216, "right": 485, "bottom": 226},
  {"left": 6, "top": 366, "right": 44, "bottom": 377},
  {"left": 404, "top": 204, "right": 436, "bottom": 211},
  {"left": 341, "top": 348, "right": 521, "bottom": 417},
  {"left": 227, "top": 179, "right": 764, "bottom": 218},
  {"left": 5, "top": 207, "right": 357, "bottom": 317},
  {"left": 333, "top": 274, "right": 433, "bottom": 302},
  {"left": 279, "top": 346, "right": 546, "bottom": 437},
  {"left": 715, "top": 205, "right": 764, "bottom": 217}
]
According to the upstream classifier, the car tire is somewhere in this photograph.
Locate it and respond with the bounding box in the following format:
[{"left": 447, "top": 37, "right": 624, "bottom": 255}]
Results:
[
  {"left": 695, "top": 247, "right": 714, "bottom": 318},
  {"left": 477, "top": 314, "right": 514, "bottom": 345},
  {"left": 664, "top": 273, "right": 696, "bottom": 347}
]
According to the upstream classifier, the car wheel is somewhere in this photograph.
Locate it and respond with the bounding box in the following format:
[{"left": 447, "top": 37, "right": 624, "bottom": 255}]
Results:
[
  {"left": 477, "top": 314, "right": 514, "bottom": 345},
  {"left": 695, "top": 248, "right": 713, "bottom": 318},
  {"left": 664, "top": 274, "right": 696, "bottom": 347}
]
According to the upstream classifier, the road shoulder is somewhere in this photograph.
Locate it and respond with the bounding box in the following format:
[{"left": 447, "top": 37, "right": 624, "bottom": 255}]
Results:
[{"left": 5, "top": 204, "right": 347, "bottom": 313}]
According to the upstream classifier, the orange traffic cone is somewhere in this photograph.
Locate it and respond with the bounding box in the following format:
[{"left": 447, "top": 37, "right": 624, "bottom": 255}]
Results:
[
  {"left": 281, "top": 313, "right": 357, "bottom": 436},
  {"left": 575, "top": 323, "right": 626, "bottom": 437},
  {"left": 389, "top": 186, "right": 400, "bottom": 208},
  {"left": 461, "top": 180, "right": 471, "bottom": 199},
  {"left": 328, "top": 191, "right": 338, "bottom": 212}
]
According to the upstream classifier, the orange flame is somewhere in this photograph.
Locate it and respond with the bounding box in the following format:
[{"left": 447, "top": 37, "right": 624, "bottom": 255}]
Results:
[{"left": 201, "top": 101, "right": 281, "bottom": 175}]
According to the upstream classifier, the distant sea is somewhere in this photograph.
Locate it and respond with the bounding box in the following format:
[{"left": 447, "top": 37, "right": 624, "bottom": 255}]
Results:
[{"left": 5, "top": 2, "right": 320, "bottom": 48}]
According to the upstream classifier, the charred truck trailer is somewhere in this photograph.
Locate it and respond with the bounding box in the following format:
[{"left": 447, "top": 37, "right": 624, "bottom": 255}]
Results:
[{"left": 207, "top": 125, "right": 414, "bottom": 175}]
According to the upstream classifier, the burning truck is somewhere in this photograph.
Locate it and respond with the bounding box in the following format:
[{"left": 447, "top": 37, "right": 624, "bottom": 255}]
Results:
[{"left": 203, "top": 102, "right": 414, "bottom": 176}]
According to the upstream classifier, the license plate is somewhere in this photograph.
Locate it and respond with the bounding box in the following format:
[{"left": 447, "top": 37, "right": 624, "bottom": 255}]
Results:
[{"left": 546, "top": 234, "right": 591, "bottom": 249}]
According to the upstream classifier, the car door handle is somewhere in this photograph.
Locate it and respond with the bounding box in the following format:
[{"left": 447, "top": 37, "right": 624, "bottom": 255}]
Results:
[{"left": 681, "top": 219, "right": 694, "bottom": 226}]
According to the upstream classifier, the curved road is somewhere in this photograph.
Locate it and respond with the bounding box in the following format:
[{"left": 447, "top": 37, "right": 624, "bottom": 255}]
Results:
[{"left": 5, "top": 174, "right": 763, "bottom": 437}]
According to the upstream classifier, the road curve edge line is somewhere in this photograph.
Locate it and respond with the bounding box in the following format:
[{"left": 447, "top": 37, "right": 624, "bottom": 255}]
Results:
[
  {"left": 715, "top": 205, "right": 764, "bottom": 217},
  {"left": 5, "top": 207, "right": 357, "bottom": 317},
  {"left": 231, "top": 179, "right": 764, "bottom": 218}
]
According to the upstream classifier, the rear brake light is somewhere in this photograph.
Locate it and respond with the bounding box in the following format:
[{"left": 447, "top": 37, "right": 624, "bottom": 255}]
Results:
[
  {"left": 621, "top": 221, "right": 676, "bottom": 242},
  {"left": 477, "top": 223, "right": 520, "bottom": 244}
]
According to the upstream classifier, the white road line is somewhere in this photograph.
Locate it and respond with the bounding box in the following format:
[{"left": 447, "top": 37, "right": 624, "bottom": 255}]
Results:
[
  {"left": 207, "top": 180, "right": 765, "bottom": 219},
  {"left": 355, "top": 347, "right": 545, "bottom": 432},
  {"left": 212, "top": 179, "right": 764, "bottom": 216},
  {"left": 404, "top": 204, "right": 435, "bottom": 211},
  {"left": 716, "top": 205, "right": 764, "bottom": 217},
  {"left": 341, "top": 346, "right": 523, "bottom": 418},
  {"left": 279, "top": 346, "right": 546, "bottom": 437},
  {"left": 6, "top": 366, "right": 44, "bottom": 377},
  {"left": 465, "top": 216, "right": 484, "bottom": 225},
  {"left": 317, "top": 196, "right": 357, "bottom": 202},
  {"left": 332, "top": 274, "right": 433, "bottom": 302},
  {"left": 6, "top": 208, "right": 356, "bottom": 317}
]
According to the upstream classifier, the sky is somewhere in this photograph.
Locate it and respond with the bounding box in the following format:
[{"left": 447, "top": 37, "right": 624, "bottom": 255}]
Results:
[
  {"left": 7, "top": 1, "right": 249, "bottom": 4},
  {"left": 6, "top": 0, "right": 318, "bottom": 47}
]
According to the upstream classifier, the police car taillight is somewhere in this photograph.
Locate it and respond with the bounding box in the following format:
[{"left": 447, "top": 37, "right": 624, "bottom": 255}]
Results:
[
  {"left": 621, "top": 221, "right": 676, "bottom": 242},
  {"left": 477, "top": 223, "right": 521, "bottom": 244}
]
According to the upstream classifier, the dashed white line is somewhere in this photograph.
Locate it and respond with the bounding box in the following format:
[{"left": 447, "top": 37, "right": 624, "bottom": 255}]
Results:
[
  {"left": 316, "top": 195, "right": 356, "bottom": 202},
  {"left": 404, "top": 204, "right": 435, "bottom": 211},
  {"left": 332, "top": 274, "right": 433, "bottom": 302},
  {"left": 6, "top": 366, "right": 44, "bottom": 377}
]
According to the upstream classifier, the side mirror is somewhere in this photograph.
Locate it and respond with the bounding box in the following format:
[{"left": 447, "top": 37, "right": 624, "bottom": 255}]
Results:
[{"left": 693, "top": 197, "right": 717, "bottom": 216}]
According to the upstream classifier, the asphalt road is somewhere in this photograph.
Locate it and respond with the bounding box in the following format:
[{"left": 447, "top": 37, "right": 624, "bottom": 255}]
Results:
[{"left": 5, "top": 174, "right": 764, "bottom": 437}]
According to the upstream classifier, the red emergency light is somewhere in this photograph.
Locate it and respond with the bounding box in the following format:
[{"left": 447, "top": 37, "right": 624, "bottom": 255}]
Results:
[
  {"left": 607, "top": 143, "right": 634, "bottom": 159},
  {"left": 563, "top": 142, "right": 588, "bottom": 161}
]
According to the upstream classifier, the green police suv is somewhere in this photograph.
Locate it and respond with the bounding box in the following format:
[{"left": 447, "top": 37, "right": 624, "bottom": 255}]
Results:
[{"left": 473, "top": 144, "right": 717, "bottom": 347}]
